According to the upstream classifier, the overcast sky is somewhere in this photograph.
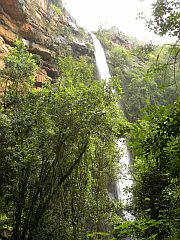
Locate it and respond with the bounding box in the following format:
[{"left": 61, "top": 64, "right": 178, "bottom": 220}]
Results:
[{"left": 64, "top": 0, "right": 174, "bottom": 44}]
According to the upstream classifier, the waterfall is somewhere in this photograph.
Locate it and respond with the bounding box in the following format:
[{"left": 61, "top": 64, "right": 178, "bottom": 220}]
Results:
[
  {"left": 116, "top": 138, "right": 134, "bottom": 221},
  {"left": 91, "top": 33, "right": 133, "bottom": 221},
  {"left": 91, "top": 33, "right": 110, "bottom": 81}
]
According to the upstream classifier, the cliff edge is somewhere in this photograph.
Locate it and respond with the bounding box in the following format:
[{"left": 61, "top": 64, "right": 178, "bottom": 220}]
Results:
[{"left": 0, "top": 0, "right": 93, "bottom": 82}]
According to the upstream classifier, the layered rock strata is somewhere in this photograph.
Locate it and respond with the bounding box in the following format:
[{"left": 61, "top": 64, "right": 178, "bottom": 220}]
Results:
[{"left": 0, "top": 0, "right": 93, "bottom": 82}]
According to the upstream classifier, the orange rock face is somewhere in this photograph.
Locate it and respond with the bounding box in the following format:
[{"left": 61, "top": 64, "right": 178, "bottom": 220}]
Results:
[
  {"left": 0, "top": 0, "right": 47, "bottom": 44},
  {"left": 0, "top": 0, "right": 58, "bottom": 81},
  {"left": 0, "top": 0, "right": 26, "bottom": 21},
  {"left": 0, "top": 36, "right": 8, "bottom": 70},
  {"left": 0, "top": 0, "right": 93, "bottom": 84},
  {"left": 35, "top": 68, "right": 50, "bottom": 86},
  {"left": 20, "top": 23, "right": 33, "bottom": 33},
  {"left": 0, "top": 11, "right": 20, "bottom": 44}
]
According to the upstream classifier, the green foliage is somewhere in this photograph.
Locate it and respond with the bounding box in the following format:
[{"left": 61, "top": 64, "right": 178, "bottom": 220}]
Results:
[
  {"left": 148, "top": 0, "right": 180, "bottom": 38},
  {"left": 0, "top": 40, "right": 38, "bottom": 98},
  {"left": 0, "top": 47, "right": 123, "bottom": 239},
  {"left": 49, "top": 3, "right": 62, "bottom": 15},
  {"left": 127, "top": 101, "right": 180, "bottom": 239},
  {"left": 147, "top": 44, "right": 180, "bottom": 93},
  {"left": 115, "top": 219, "right": 167, "bottom": 240},
  {"left": 113, "top": 102, "right": 180, "bottom": 240},
  {"left": 0, "top": 40, "right": 37, "bottom": 84},
  {"left": 95, "top": 5, "right": 180, "bottom": 240},
  {"left": 1, "top": 7, "right": 179, "bottom": 239},
  {"left": 95, "top": 28, "right": 180, "bottom": 122},
  {"left": 49, "top": 0, "right": 64, "bottom": 9},
  {"left": 87, "top": 231, "right": 110, "bottom": 239}
]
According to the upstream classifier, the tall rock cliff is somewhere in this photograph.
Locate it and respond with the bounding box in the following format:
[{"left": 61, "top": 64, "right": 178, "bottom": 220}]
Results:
[{"left": 0, "top": 0, "right": 93, "bottom": 82}]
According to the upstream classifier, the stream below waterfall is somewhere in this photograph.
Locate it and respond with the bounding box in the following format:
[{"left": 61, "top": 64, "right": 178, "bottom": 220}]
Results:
[{"left": 91, "top": 33, "right": 134, "bottom": 221}]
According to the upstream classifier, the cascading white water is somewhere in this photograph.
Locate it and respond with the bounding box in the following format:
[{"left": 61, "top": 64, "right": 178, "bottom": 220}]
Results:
[
  {"left": 91, "top": 33, "right": 133, "bottom": 220},
  {"left": 116, "top": 139, "right": 132, "bottom": 202},
  {"left": 91, "top": 33, "right": 111, "bottom": 81},
  {"left": 116, "top": 139, "right": 134, "bottom": 221}
]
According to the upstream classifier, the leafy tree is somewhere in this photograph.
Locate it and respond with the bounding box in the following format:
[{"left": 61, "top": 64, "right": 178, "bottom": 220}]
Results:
[
  {"left": 94, "top": 2, "right": 180, "bottom": 239},
  {"left": 113, "top": 102, "right": 180, "bottom": 240},
  {"left": 0, "top": 44, "right": 124, "bottom": 239},
  {"left": 95, "top": 28, "right": 180, "bottom": 122},
  {"left": 147, "top": 0, "right": 180, "bottom": 38},
  {"left": 123, "top": 102, "right": 180, "bottom": 240},
  {"left": 0, "top": 40, "right": 37, "bottom": 95}
]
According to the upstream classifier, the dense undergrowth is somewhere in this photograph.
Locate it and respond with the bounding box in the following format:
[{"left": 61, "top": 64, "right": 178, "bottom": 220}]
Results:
[{"left": 0, "top": 0, "right": 180, "bottom": 239}]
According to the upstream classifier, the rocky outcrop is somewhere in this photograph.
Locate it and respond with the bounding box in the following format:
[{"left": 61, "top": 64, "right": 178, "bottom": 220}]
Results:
[
  {"left": 0, "top": 36, "right": 8, "bottom": 69},
  {"left": 0, "top": 0, "right": 93, "bottom": 81}
]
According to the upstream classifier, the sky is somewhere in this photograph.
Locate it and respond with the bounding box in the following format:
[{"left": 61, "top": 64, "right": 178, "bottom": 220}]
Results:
[{"left": 63, "top": 0, "right": 175, "bottom": 44}]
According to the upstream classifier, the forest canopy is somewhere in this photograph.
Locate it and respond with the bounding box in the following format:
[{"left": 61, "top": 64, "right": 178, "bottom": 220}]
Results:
[{"left": 0, "top": 0, "right": 179, "bottom": 239}]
